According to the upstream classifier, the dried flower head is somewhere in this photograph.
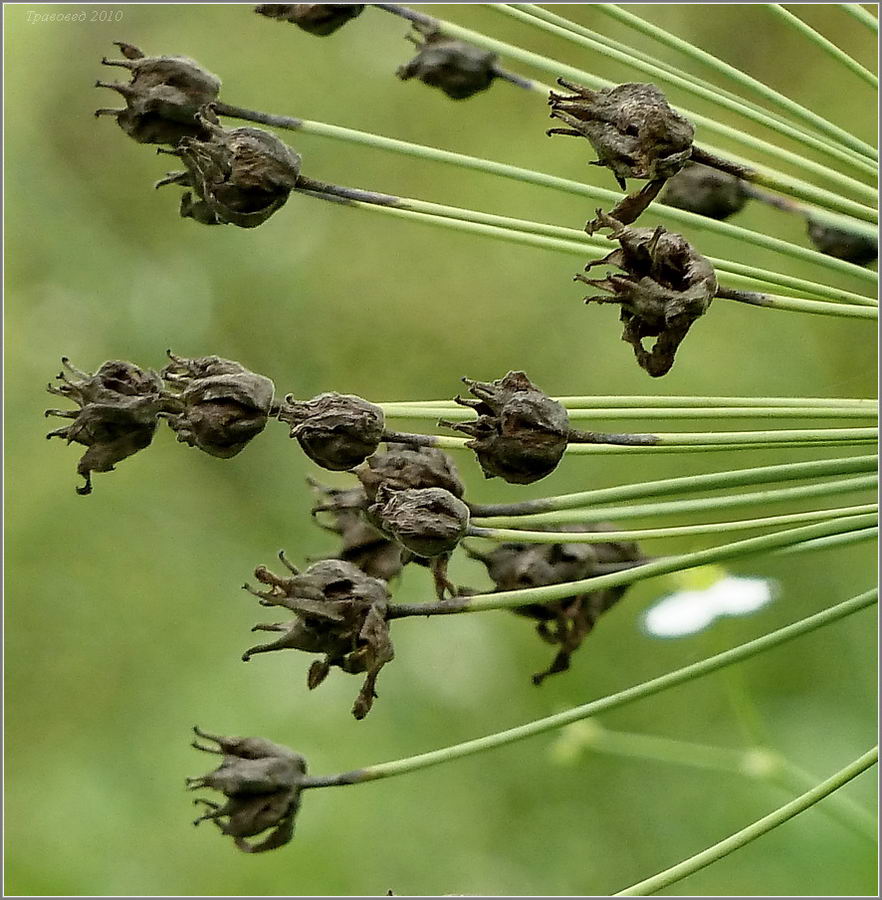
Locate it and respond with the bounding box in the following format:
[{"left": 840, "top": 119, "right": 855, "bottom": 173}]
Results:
[
  {"left": 577, "top": 211, "right": 717, "bottom": 377},
  {"left": 161, "top": 351, "right": 275, "bottom": 457},
  {"left": 357, "top": 444, "right": 465, "bottom": 502},
  {"left": 243, "top": 557, "right": 394, "bottom": 719},
  {"left": 45, "top": 357, "right": 164, "bottom": 495},
  {"left": 95, "top": 42, "right": 221, "bottom": 145},
  {"left": 397, "top": 28, "right": 498, "bottom": 100},
  {"left": 278, "top": 392, "right": 385, "bottom": 471},
  {"left": 662, "top": 162, "right": 748, "bottom": 220},
  {"left": 255, "top": 4, "right": 364, "bottom": 35},
  {"left": 155, "top": 107, "right": 302, "bottom": 227},
  {"left": 548, "top": 80, "right": 694, "bottom": 189},
  {"left": 467, "top": 524, "right": 645, "bottom": 683},
  {"left": 806, "top": 217, "right": 878, "bottom": 266},
  {"left": 441, "top": 371, "right": 569, "bottom": 484},
  {"left": 187, "top": 727, "right": 307, "bottom": 853}
]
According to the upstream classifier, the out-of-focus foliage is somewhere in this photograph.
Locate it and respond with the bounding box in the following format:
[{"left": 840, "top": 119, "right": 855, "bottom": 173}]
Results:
[{"left": 4, "top": 4, "right": 877, "bottom": 895}]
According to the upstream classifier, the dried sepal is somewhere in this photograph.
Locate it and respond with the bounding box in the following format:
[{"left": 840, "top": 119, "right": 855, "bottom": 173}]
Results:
[
  {"left": 155, "top": 107, "right": 302, "bottom": 228},
  {"left": 161, "top": 351, "right": 275, "bottom": 457},
  {"left": 95, "top": 42, "right": 221, "bottom": 145},
  {"left": 45, "top": 357, "right": 164, "bottom": 495},
  {"left": 255, "top": 4, "right": 364, "bottom": 35},
  {"left": 577, "top": 211, "right": 716, "bottom": 377},
  {"left": 662, "top": 162, "right": 748, "bottom": 221},
  {"left": 187, "top": 727, "right": 306, "bottom": 853},
  {"left": 357, "top": 444, "right": 465, "bottom": 502},
  {"left": 242, "top": 558, "right": 394, "bottom": 719},
  {"left": 806, "top": 217, "right": 878, "bottom": 266},
  {"left": 548, "top": 80, "right": 694, "bottom": 188},
  {"left": 397, "top": 27, "right": 498, "bottom": 100},
  {"left": 278, "top": 392, "right": 385, "bottom": 471},
  {"left": 441, "top": 371, "right": 569, "bottom": 484}
]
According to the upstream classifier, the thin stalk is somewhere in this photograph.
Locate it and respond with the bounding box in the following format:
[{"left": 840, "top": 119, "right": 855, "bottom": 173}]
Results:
[
  {"left": 614, "top": 746, "right": 878, "bottom": 896},
  {"left": 774, "top": 524, "right": 878, "bottom": 556},
  {"left": 767, "top": 4, "right": 878, "bottom": 89},
  {"left": 382, "top": 406, "right": 878, "bottom": 421},
  {"left": 840, "top": 3, "right": 879, "bottom": 33},
  {"left": 381, "top": 396, "right": 877, "bottom": 409},
  {"left": 468, "top": 504, "right": 877, "bottom": 543},
  {"left": 303, "top": 590, "right": 876, "bottom": 788},
  {"left": 713, "top": 287, "right": 876, "bottom": 319},
  {"left": 499, "top": 3, "right": 877, "bottom": 163},
  {"left": 571, "top": 427, "right": 878, "bottom": 446}
]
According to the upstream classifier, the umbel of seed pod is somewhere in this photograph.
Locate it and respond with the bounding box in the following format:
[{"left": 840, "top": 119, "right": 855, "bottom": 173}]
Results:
[
  {"left": 548, "top": 80, "right": 694, "bottom": 190},
  {"left": 255, "top": 4, "right": 364, "bottom": 35},
  {"left": 95, "top": 41, "right": 221, "bottom": 145},
  {"left": 278, "top": 392, "right": 385, "bottom": 471},
  {"left": 441, "top": 371, "right": 570, "bottom": 484},
  {"left": 45, "top": 357, "right": 165, "bottom": 495},
  {"left": 188, "top": 727, "right": 307, "bottom": 853},
  {"left": 662, "top": 161, "right": 748, "bottom": 221},
  {"left": 357, "top": 444, "right": 465, "bottom": 502},
  {"left": 467, "top": 524, "right": 645, "bottom": 684},
  {"left": 155, "top": 106, "right": 301, "bottom": 228},
  {"left": 161, "top": 352, "right": 275, "bottom": 457},
  {"left": 243, "top": 557, "right": 394, "bottom": 720},
  {"left": 576, "top": 211, "right": 717, "bottom": 377},
  {"left": 397, "top": 27, "right": 499, "bottom": 100},
  {"left": 806, "top": 217, "right": 878, "bottom": 266}
]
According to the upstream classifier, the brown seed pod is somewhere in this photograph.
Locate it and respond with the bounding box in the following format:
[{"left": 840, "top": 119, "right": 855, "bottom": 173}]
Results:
[
  {"left": 806, "top": 217, "right": 878, "bottom": 266},
  {"left": 548, "top": 80, "right": 694, "bottom": 189},
  {"left": 155, "top": 107, "right": 302, "bottom": 228},
  {"left": 45, "top": 357, "right": 164, "bottom": 495},
  {"left": 187, "top": 727, "right": 307, "bottom": 853},
  {"left": 397, "top": 29, "right": 499, "bottom": 100},
  {"left": 243, "top": 557, "right": 394, "bottom": 720},
  {"left": 357, "top": 444, "right": 465, "bottom": 502},
  {"left": 467, "top": 524, "right": 645, "bottom": 684},
  {"left": 95, "top": 42, "right": 221, "bottom": 145},
  {"left": 255, "top": 4, "right": 364, "bottom": 35},
  {"left": 577, "top": 211, "right": 717, "bottom": 377},
  {"left": 441, "top": 371, "right": 570, "bottom": 484},
  {"left": 278, "top": 392, "right": 385, "bottom": 471},
  {"left": 161, "top": 352, "right": 275, "bottom": 457},
  {"left": 662, "top": 162, "right": 748, "bottom": 221}
]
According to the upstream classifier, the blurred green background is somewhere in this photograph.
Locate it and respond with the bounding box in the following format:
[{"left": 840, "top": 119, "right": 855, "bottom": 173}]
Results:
[{"left": 4, "top": 3, "right": 878, "bottom": 896}]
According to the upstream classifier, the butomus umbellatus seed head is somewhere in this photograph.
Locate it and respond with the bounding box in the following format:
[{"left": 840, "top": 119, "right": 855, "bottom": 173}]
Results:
[
  {"left": 255, "top": 4, "right": 364, "bottom": 35},
  {"left": 662, "top": 162, "right": 748, "bottom": 221},
  {"left": 357, "top": 444, "right": 465, "bottom": 502},
  {"left": 397, "top": 29, "right": 498, "bottom": 100}
]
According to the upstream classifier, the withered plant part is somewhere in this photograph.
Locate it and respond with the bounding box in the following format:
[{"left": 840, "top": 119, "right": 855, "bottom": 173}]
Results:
[
  {"left": 466, "top": 525, "right": 645, "bottom": 684},
  {"left": 806, "top": 217, "right": 879, "bottom": 266},
  {"left": 440, "top": 371, "right": 569, "bottom": 484},
  {"left": 161, "top": 351, "right": 275, "bottom": 457},
  {"left": 187, "top": 727, "right": 308, "bottom": 853},
  {"left": 45, "top": 358, "right": 164, "bottom": 495},
  {"left": 576, "top": 211, "right": 717, "bottom": 378},
  {"left": 95, "top": 42, "right": 221, "bottom": 145},
  {"left": 278, "top": 392, "right": 385, "bottom": 470},
  {"left": 154, "top": 107, "right": 302, "bottom": 227},
  {"left": 662, "top": 161, "right": 748, "bottom": 221},
  {"left": 357, "top": 444, "right": 465, "bottom": 502},
  {"left": 255, "top": 4, "right": 364, "bottom": 35},
  {"left": 242, "top": 557, "right": 394, "bottom": 719}
]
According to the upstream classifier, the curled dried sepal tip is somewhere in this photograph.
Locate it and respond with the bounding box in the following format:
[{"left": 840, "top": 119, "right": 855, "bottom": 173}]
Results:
[
  {"left": 45, "top": 357, "right": 164, "bottom": 495},
  {"left": 548, "top": 80, "right": 694, "bottom": 189},
  {"left": 242, "top": 558, "right": 393, "bottom": 719},
  {"left": 188, "top": 726, "right": 306, "bottom": 853},
  {"left": 662, "top": 162, "right": 748, "bottom": 221},
  {"left": 441, "top": 371, "right": 569, "bottom": 484},
  {"left": 155, "top": 107, "right": 301, "bottom": 228},
  {"left": 95, "top": 42, "right": 221, "bottom": 145},
  {"left": 278, "top": 392, "right": 385, "bottom": 470},
  {"left": 255, "top": 4, "right": 364, "bottom": 35},
  {"left": 161, "top": 351, "right": 275, "bottom": 457},
  {"left": 577, "top": 212, "right": 716, "bottom": 378},
  {"left": 806, "top": 217, "right": 878, "bottom": 266},
  {"left": 397, "top": 27, "right": 499, "bottom": 100},
  {"left": 357, "top": 444, "right": 465, "bottom": 502}
]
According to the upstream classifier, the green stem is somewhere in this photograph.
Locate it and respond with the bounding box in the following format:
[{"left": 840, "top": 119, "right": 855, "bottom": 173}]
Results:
[
  {"left": 840, "top": 3, "right": 879, "bottom": 33},
  {"left": 713, "top": 288, "right": 876, "bottom": 320},
  {"left": 381, "top": 396, "right": 877, "bottom": 409},
  {"left": 766, "top": 4, "right": 878, "bottom": 89},
  {"left": 614, "top": 746, "right": 878, "bottom": 895},
  {"left": 773, "top": 524, "right": 877, "bottom": 556}
]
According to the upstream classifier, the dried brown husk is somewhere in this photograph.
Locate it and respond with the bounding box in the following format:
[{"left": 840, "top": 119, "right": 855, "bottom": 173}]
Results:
[
  {"left": 255, "top": 4, "right": 364, "bottom": 35},
  {"left": 662, "top": 162, "right": 748, "bottom": 221},
  {"left": 397, "top": 29, "right": 498, "bottom": 100},
  {"left": 357, "top": 444, "right": 465, "bottom": 501},
  {"left": 806, "top": 217, "right": 878, "bottom": 266}
]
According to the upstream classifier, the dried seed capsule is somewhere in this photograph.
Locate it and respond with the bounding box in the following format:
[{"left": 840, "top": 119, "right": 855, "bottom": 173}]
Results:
[
  {"left": 662, "top": 162, "right": 748, "bottom": 221},
  {"left": 255, "top": 4, "right": 364, "bottom": 35},
  {"left": 441, "top": 371, "right": 569, "bottom": 484},
  {"left": 278, "top": 392, "right": 385, "bottom": 471},
  {"left": 95, "top": 42, "right": 221, "bottom": 145},
  {"left": 397, "top": 29, "right": 498, "bottom": 100},
  {"left": 161, "top": 351, "right": 275, "bottom": 457},
  {"left": 243, "top": 558, "right": 394, "bottom": 719},
  {"left": 467, "top": 524, "right": 645, "bottom": 684},
  {"left": 45, "top": 358, "right": 164, "bottom": 495},
  {"left": 806, "top": 217, "right": 878, "bottom": 266},
  {"left": 548, "top": 80, "right": 694, "bottom": 188},
  {"left": 577, "top": 211, "right": 717, "bottom": 377},
  {"left": 187, "top": 727, "right": 306, "bottom": 853},
  {"left": 357, "top": 444, "right": 465, "bottom": 502},
  {"left": 155, "top": 107, "right": 302, "bottom": 228}
]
